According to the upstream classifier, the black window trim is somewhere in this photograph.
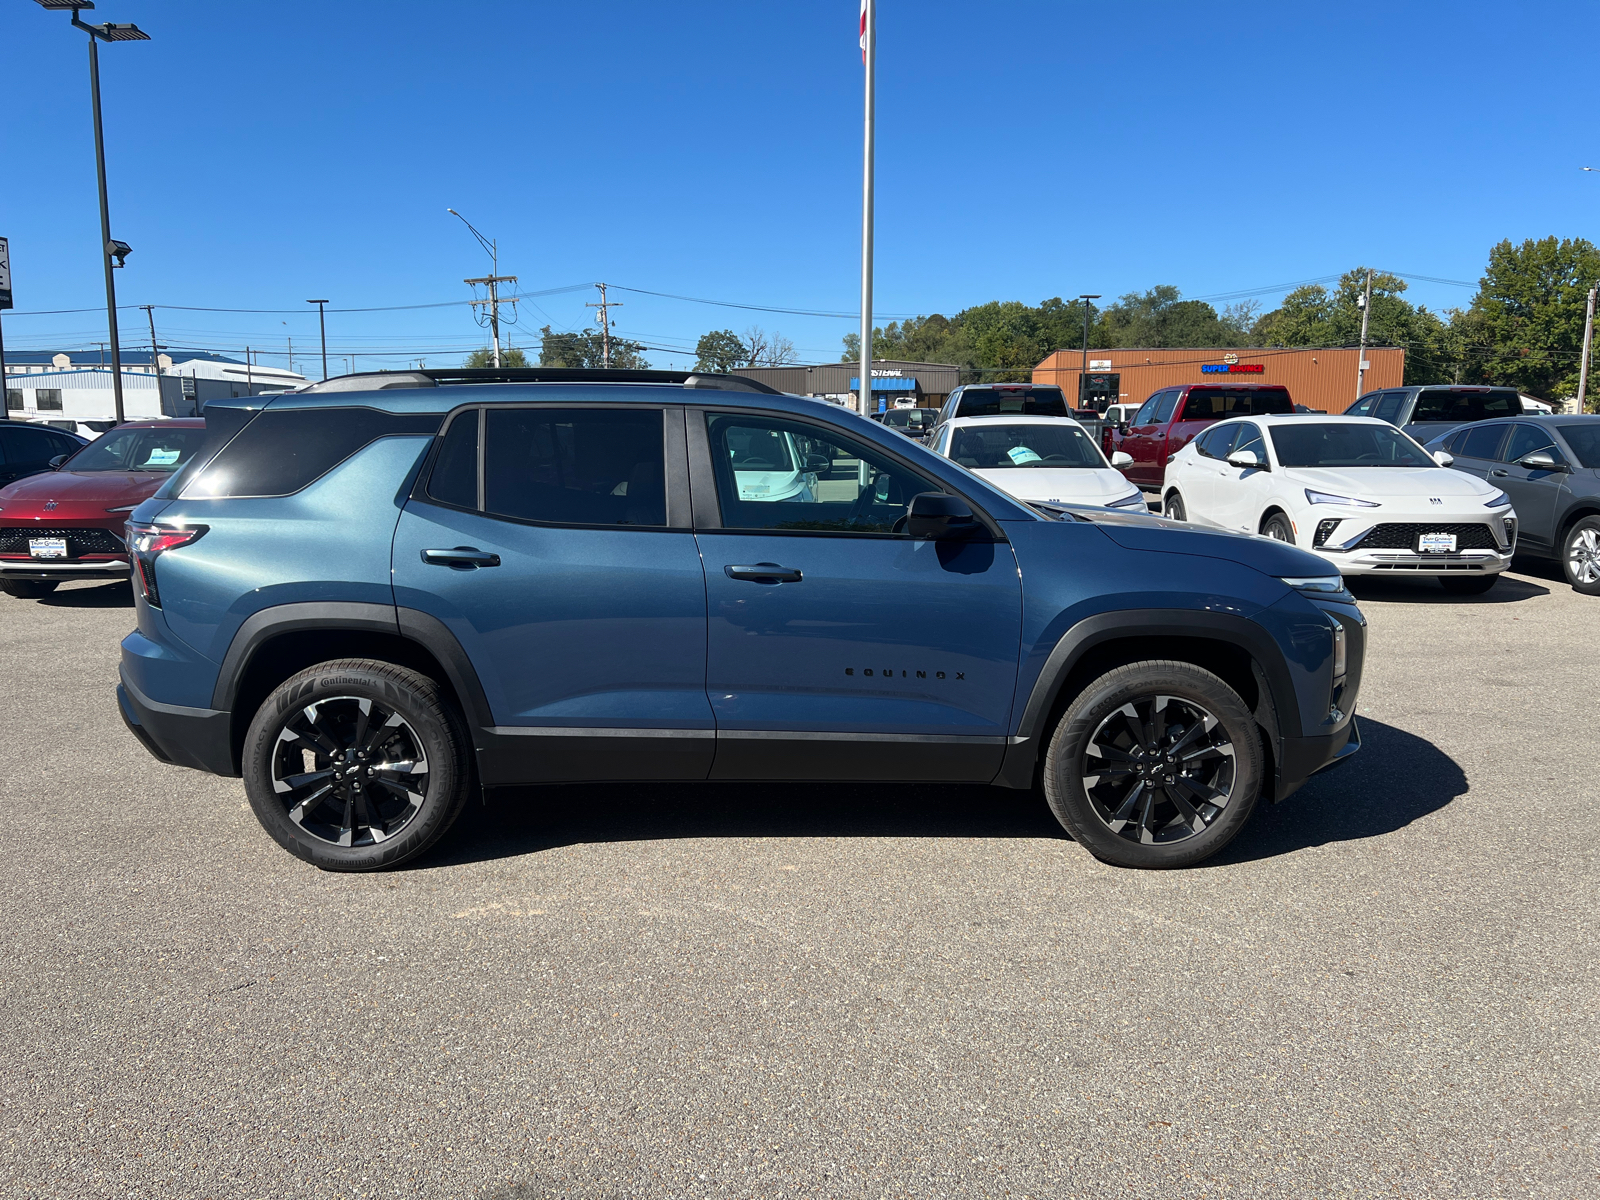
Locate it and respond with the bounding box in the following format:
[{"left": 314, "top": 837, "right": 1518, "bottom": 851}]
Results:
[
  {"left": 410, "top": 400, "right": 691, "bottom": 533},
  {"left": 687, "top": 405, "right": 1006, "bottom": 541}
]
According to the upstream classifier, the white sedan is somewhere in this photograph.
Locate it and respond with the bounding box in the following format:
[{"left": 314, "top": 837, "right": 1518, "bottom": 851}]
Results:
[
  {"left": 930, "top": 416, "right": 1148, "bottom": 511},
  {"left": 1161, "top": 414, "right": 1517, "bottom": 594}
]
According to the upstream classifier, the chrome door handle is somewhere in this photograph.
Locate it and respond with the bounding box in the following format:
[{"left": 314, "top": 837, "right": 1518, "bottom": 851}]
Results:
[
  {"left": 725, "top": 563, "right": 803, "bottom": 584},
  {"left": 1489, "top": 469, "right": 1509, "bottom": 477},
  {"left": 422, "top": 546, "right": 501, "bottom": 568}
]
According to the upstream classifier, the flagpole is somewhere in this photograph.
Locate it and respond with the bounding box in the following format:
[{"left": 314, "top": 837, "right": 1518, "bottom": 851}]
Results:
[{"left": 859, "top": 0, "right": 876, "bottom": 417}]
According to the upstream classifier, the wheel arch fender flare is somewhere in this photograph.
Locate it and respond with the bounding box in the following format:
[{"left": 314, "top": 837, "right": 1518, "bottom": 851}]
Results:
[{"left": 996, "top": 608, "right": 1301, "bottom": 788}]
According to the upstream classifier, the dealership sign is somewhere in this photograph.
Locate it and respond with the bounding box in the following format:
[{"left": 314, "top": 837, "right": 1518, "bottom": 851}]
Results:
[{"left": 1201, "top": 362, "right": 1264, "bottom": 374}]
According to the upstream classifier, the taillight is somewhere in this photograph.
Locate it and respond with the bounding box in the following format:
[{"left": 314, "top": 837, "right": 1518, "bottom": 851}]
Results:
[{"left": 127, "top": 521, "right": 207, "bottom": 608}]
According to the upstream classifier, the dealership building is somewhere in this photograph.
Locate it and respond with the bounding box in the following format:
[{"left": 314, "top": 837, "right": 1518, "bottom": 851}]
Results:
[
  {"left": 729, "top": 360, "right": 961, "bottom": 411},
  {"left": 1033, "top": 346, "right": 1405, "bottom": 414}
]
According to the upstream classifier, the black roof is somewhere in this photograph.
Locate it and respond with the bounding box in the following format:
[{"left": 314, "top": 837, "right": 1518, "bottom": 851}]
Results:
[{"left": 297, "top": 367, "right": 781, "bottom": 395}]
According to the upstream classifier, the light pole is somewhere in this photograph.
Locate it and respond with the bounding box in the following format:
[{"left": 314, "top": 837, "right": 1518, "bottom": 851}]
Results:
[
  {"left": 1078, "top": 294, "right": 1101, "bottom": 411},
  {"left": 34, "top": 0, "right": 150, "bottom": 424},
  {"left": 447, "top": 209, "right": 515, "bottom": 369},
  {"left": 307, "top": 299, "right": 329, "bottom": 380}
]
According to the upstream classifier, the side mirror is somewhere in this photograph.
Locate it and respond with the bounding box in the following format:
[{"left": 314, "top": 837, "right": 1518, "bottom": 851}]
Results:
[
  {"left": 1115, "top": 421, "right": 1131, "bottom": 434},
  {"left": 1110, "top": 451, "right": 1134, "bottom": 468},
  {"left": 1433, "top": 451, "right": 1454, "bottom": 467},
  {"left": 1226, "top": 449, "right": 1264, "bottom": 470},
  {"left": 905, "top": 491, "right": 981, "bottom": 539},
  {"left": 48, "top": 455, "right": 67, "bottom": 469},
  {"left": 1519, "top": 451, "right": 1568, "bottom": 472},
  {"left": 802, "top": 452, "right": 831, "bottom": 473}
]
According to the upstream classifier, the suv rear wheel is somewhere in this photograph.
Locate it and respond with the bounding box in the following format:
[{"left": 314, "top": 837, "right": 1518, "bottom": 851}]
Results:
[
  {"left": 242, "top": 659, "right": 472, "bottom": 871},
  {"left": 1042, "top": 660, "right": 1263, "bottom": 868}
]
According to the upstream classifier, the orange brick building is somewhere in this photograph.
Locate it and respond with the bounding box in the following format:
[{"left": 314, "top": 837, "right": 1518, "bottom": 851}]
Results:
[{"left": 1034, "top": 346, "right": 1406, "bottom": 414}]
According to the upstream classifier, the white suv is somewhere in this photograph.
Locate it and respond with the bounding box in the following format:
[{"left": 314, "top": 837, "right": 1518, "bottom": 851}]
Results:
[
  {"left": 1161, "top": 414, "right": 1516, "bottom": 594},
  {"left": 930, "top": 415, "right": 1146, "bottom": 511}
]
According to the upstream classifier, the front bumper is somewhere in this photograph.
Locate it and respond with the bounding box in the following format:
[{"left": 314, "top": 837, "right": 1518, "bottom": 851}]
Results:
[
  {"left": 117, "top": 669, "right": 237, "bottom": 776},
  {"left": 1275, "top": 716, "right": 1360, "bottom": 801},
  {"left": 0, "top": 558, "right": 130, "bottom": 582},
  {"left": 1312, "top": 547, "right": 1511, "bottom": 577}
]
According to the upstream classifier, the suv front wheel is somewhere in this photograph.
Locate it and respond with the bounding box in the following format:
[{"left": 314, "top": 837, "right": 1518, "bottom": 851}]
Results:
[
  {"left": 1042, "top": 660, "right": 1264, "bottom": 868},
  {"left": 242, "top": 659, "right": 472, "bottom": 871}
]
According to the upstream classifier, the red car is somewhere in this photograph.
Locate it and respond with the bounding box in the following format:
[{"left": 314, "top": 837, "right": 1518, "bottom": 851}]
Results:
[
  {"left": 0, "top": 418, "right": 207, "bottom": 599},
  {"left": 1107, "top": 383, "right": 1295, "bottom": 491}
]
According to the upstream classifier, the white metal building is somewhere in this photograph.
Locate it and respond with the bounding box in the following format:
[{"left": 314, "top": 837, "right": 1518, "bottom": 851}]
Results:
[{"left": 4, "top": 350, "right": 306, "bottom": 421}]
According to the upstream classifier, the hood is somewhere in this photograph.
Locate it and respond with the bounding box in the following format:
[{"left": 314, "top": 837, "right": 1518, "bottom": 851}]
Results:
[
  {"left": 0, "top": 469, "right": 168, "bottom": 506},
  {"left": 973, "top": 466, "right": 1136, "bottom": 504},
  {"left": 1080, "top": 508, "right": 1332, "bottom": 577},
  {"left": 1283, "top": 465, "right": 1493, "bottom": 499}
]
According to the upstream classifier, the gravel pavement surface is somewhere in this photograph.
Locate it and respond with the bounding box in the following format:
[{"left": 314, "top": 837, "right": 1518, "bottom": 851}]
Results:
[{"left": 1, "top": 565, "right": 1596, "bottom": 1199}]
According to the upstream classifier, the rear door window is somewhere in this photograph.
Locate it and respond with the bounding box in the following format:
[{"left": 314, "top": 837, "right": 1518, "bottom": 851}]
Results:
[
  {"left": 483, "top": 407, "right": 666, "bottom": 527},
  {"left": 1373, "top": 391, "right": 1407, "bottom": 424},
  {"left": 1457, "top": 423, "right": 1509, "bottom": 461}
]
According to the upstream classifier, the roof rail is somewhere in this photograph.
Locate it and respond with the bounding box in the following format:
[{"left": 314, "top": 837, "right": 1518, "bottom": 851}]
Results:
[{"left": 296, "top": 367, "right": 782, "bottom": 395}]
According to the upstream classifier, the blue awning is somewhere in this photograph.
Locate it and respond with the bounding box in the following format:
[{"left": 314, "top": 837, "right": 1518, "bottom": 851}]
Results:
[{"left": 850, "top": 377, "right": 917, "bottom": 390}]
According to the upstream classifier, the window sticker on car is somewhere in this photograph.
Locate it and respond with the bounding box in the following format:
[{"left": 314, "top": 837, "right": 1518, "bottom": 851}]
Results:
[
  {"left": 143, "top": 448, "right": 182, "bottom": 466},
  {"left": 1006, "top": 445, "right": 1043, "bottom": 466}
]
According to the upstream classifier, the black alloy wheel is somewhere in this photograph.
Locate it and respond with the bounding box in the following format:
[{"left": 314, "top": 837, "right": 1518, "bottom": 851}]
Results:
[
  {"left": 1261, "top": 512, "right": 1295, "bottom": 543},
  {"left": 242, "top": 659, "right": 471, "bottom": 871},
  {"left": 1163, "top": 491, "right": 1187, "bottom": 522},
  {"left": 1439, "top": 573, "right": 1499, "bottom": 595},
  {"left": 1043, "top": 660, "right": 1263, "bottom": 869},
  {"left": 1, "top": 580, "right": 60, "bottom": 599},
  {"left": 1563, "top": 516, "right": 1600, "bottom": 596}
]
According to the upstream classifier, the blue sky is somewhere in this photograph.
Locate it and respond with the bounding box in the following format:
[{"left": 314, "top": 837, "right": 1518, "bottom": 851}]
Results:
[{"left": 2, "top": 0, "right": 1598, "bottom": 375}]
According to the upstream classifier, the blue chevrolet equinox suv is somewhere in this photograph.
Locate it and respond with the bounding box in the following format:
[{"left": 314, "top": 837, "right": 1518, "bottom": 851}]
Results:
[{"left": 116, "top": 368, "right": 1364, "bottom": 871}]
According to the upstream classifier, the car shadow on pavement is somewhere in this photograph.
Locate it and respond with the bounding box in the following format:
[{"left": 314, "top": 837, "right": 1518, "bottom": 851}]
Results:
[
  {"left": 1206, "top": 717, "right": 1465, "bottom": 866},
  {"left": 37, "top": 581, "right": 134, "bottom": 608},
  {"left": 1346, "top": 572, "right": 1548, "bottom": 604},
  {"left": 418, "top": 777, "right": 1064, "bottom": 868},
  {"left": 417, "top": 718, "right": 1460, "bottom": 870}
]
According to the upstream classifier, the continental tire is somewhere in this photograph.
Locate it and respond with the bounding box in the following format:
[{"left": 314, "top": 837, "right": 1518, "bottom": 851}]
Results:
[
  {"left": 241, "top": 658, "right": 472, "bottom": 871},
  {"left": 1043, "top": 660, "right": 1263, "bottom": 869}
]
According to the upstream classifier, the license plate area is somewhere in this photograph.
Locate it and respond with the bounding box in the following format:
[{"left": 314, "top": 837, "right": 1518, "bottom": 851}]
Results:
[
  {"left": 1417, "top": 532, "right": 1457, "bottom": 554},
  {"left": 28, "top": 537, "right": 68, "bottom": 559}
]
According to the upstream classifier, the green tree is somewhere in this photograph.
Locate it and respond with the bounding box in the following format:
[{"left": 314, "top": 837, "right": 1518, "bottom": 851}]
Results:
[
  {"left": 694, "top": 329, "right": 746, "bottom": 373},
  {"left": 538, "top": 325, "right": 648, "bottom": 369},
  {"left": 1098, "top": 286, "right": 1249, "bottom": 348},
  {"left": 1454, "top": 236, "right": 1600, "bottom": 401},
  {"left": 462, "top": 346, "right": 528, "bottom": 368}
]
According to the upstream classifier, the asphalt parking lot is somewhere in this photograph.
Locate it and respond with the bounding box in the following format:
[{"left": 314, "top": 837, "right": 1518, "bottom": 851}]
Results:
[{"left": 2, "top": 565, "right": 1596, "bottom": 1200}]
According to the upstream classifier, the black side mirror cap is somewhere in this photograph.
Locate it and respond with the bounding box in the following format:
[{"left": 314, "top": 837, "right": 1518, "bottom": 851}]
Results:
[
  {"left": 906, "top": 491, "right": 981, "bottom": 539},
  {"left": 802, "top": 453, "right": 831, "bottom": 473},
  {"left": 48, "top": 455, "right": 67, "bottom": 469}
]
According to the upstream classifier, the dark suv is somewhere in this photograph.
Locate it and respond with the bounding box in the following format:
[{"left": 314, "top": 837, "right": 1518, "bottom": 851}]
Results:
[
  {"left": 1346, "top": 385, "right": 1523, "bottom": 441},
  {"left": 116, "top": 369, "right": 1363, "bottom": 872}
]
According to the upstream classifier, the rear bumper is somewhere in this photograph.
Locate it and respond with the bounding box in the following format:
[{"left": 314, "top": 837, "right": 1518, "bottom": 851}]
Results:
[
  {"left": 117, "top": 670, "right": 237, "bottom": 776},
  {"left": 0, "top": 558, "right": 129, "bottom": 582},
  {"left": 1275, "top": 716, "right": 1360, "bottom": 801}
]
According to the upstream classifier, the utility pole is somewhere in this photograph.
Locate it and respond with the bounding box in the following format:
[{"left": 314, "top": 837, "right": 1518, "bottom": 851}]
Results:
[
  {"left": 587, "top": 283, "right": 623, "bottom": 368},
  {"left": 245, "top": 346, "right": 252, "bottom": 395},
  {"left": 1077, "top": 294, "right": 1101, "bottom": 412},
  {"left": 1354, "top": 269, "right": 1374, "bottom": 399},
  {"left": 141, "top": 304, "right": 163, "bottom": 413},
  {"left": 859, "top": 0, "right": 876, "bottom": 416},
  {"left": 307, "top": 299, "right": 329, "bottom": 380},
  {"left": 1578, "top": 285, "right": 1597, "bottom": 415},
  {"left": 448, "top": 209, "right": 515, "bottom": 369}
]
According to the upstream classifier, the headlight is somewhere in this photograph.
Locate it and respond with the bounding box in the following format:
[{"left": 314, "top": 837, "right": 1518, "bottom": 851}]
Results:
[
  {"left": 1105, "top": 491, "right": 1147, "bottom": 510},
  {"left": 1305, "top": 489, "right": 1381, "bottom": 508},
  {"left": 1483, "top": 490, "right": 1512, "bottom": 509},
  {"left": 1281, "top": 575, "right": 1348, "bottom": 595}
]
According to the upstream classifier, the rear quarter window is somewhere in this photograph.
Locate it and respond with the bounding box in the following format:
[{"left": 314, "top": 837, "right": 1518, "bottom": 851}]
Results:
[{"left": 183, "top": 406, "right": 441, "bottom": 498}]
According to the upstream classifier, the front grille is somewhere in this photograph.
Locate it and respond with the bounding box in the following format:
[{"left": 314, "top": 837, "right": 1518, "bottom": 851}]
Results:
[
  {"left": 1351, "top": 523, "right": 1499, "bottom": 552},
  {"left": 0, "top": 527, "right": 125, "bottom": 556}
]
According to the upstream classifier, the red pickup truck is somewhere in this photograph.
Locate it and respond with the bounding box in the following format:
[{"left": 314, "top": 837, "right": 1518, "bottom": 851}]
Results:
[{"left": 1107, "top": 383, "right": 1296, "bottom": 490}]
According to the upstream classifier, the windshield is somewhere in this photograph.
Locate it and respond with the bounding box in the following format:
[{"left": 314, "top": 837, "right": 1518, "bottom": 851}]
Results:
[
  {"left": 882, "top": 408, "right": 936, "bottom": 429},
  {"left": 62, "top": 425, "right": 204, "bottom": 473},
  {"left": 950, "top": 423, "right": 1104, "bottom": 469},
  {"left": 1270, "top": 422, "right": 1435, "bottom": 468},
  {"left": 726, "top": 425, "right": 797, "bottom": 473},
  {"left": 1556, "top": 424, "right": 1600, "bottom": 468},
  {"left": 955, "top": 387, "right": 1069, "bottom": 419}
]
